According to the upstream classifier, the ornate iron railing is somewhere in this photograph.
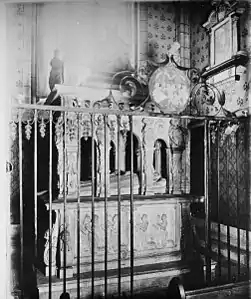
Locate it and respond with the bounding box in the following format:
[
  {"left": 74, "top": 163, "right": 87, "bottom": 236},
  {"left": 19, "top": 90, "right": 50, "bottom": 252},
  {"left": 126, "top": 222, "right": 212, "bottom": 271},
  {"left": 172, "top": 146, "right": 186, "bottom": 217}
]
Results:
[{"left": 8, "top": 49, "right": 250, "bottom": 298}]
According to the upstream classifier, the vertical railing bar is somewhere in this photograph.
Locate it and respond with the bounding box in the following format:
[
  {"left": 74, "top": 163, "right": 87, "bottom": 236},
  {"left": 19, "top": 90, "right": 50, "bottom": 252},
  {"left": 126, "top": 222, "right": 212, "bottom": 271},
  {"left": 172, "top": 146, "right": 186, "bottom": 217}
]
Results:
[
  {"left": 136, "top": 2, "right": 140, "bottom": 71},
  {"left": 244, "top": 120, "right": 249, "bottom": 280},
  {"left": 246, "top": 215, "right": 250, "bottom": 280},
  {"left": 204, "top": 120, "right": 211, "bottom": 284},
  {"left": 129, "top": 116, "right": 134, "bottom": 298},
  {"left": 184, "top": 122, "right": 187, "bottom": 194},
  {"left": 104, "top": 114, "right": 108, "bottom": 299},
  {"left": 34, "top": 109, "right": 38, "bottom": 276},
  {"left": 91, "top": 113, "right": 95, "bottom": 299},
  {"left": 77, "top": 112, "right": 81, "bottom": 299},
  {"left": 166, "top": 134, "right": 169, "bottom": 194},
  {"left": 217, "top": 123, "right": 221, "bottom": 280},
  {"left": 140, "top": 144, "right": 143, "bottom": 195},
  {"left": 226, "top": 132, "right": 231, "bottom": 282},
  {"left": 18, "top": 109, "right": 24, "bottom": 297},
  {"left": 49, "top": 110, "right": 53, "bottom": 299},
  {"left": 236, "top": 126, "right": 241, "bottom": 280},
  {"left": 63, "top": 110, "right": 67, "bottom": 294},
  {"left": 117, "top": 115, "right": 121, "bottom": 297}
]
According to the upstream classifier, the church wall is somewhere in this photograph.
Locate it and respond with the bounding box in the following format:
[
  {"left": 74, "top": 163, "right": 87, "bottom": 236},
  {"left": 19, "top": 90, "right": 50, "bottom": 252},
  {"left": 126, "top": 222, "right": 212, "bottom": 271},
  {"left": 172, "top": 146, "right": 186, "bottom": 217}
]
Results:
[
  {"left": 189, "top": 2, "right": 251, "bottom": 230},
  {"left": 190, "top": 2, "right": 210, "bottom": 70},
  {"left": 6, "top": 4, "right": 33, "bottom": 103},
  {"left": 190, "top": 2, "right": 250, "bottom": 115},
  {"left": 7, "top": 2, "right": 192, "bottom": 104},
  {"left": 7, "top": 1, "right": 250, "bottom": 112},
  {"left": 139, "top": 2, "right": 190, "bottom": 67}
]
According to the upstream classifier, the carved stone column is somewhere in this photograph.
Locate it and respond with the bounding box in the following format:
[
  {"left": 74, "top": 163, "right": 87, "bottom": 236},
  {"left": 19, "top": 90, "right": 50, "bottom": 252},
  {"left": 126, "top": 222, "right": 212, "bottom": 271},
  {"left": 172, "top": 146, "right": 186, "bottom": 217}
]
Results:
[
  {"left": 142, "top": 118, "right": 154, "bottom": 194},
  {"left": 66, "top": 148, "right": 78, "bottom": 195},
  {"left": 144, "top": 147, "right": 154, "bottom": 194},
  {"left": 153, "top": 140, "right": 162, "bottom": 176},
  {"left": 96, "top": 121, "right": 110, "bottom": 197},
  {"left": 119, "top": 130, "right": 127, "bottom": 173},
  {"left": 137, "top": 146, "right": 143, "bottom": 194},
  {"left": 96, "top": 127, "right": 104, "bottom": 197},
  {"left": 169, "top": 119, "right": 186, "bottom": 195},
  {"left": 165, "top": 148, "right": 170, "bottom": 193}
]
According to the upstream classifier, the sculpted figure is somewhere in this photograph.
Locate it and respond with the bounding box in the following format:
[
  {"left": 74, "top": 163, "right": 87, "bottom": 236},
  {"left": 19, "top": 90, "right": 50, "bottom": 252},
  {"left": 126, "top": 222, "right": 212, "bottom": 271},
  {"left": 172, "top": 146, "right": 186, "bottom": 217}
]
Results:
[
  {"left": 49, "top": 49, "right": 64, "bottom": 91},
  {"left": 168, "top": 119, "right": 186, "bottom": 151}
]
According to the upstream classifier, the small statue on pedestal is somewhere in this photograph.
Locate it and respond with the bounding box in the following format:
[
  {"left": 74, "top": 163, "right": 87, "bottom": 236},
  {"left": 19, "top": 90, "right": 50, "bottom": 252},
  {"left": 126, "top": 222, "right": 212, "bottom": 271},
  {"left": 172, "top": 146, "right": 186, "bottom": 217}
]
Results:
[
  {"left": 169, "top": 119, "right": 187, "bottom": 194},
  {"left": 49, "top": 49, "right": 64, "bottom": 91}
]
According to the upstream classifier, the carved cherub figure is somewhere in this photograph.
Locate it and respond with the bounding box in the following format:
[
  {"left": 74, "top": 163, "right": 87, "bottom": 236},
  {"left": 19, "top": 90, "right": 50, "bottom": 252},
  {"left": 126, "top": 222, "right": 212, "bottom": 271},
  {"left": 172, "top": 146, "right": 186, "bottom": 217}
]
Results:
[
  {"left": 135, "top": 214, "right": 149, "bottom": 250},
  {"left": 107, "top": 214, "right": 118, "bottom": 252},
  {"left": 153, "top": 213, "right": 169, "bottom": 248},
  {"left": 81, "top": 214, "right": 92, "bottom": 251}
]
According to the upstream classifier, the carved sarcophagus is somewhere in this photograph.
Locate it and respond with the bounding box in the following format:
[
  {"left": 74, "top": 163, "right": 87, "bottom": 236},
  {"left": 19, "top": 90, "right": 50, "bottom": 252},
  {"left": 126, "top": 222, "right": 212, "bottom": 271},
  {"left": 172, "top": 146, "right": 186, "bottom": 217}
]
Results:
[{"left": 44, "top": 196, "right": 192, "bottom": 278}]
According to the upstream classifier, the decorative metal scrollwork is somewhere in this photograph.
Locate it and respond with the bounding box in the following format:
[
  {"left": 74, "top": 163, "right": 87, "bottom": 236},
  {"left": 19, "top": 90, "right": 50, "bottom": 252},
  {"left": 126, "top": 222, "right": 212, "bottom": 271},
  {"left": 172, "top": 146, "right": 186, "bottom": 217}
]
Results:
[
  {"left": 38, "top": 110, "right": 50, "bottom": 138},
  {"left": 37, "top": 41, "right": 247, "bottom": 120},
  {"left": 20, "top": 109, "right": 35, "bottom": 140},
  {"left": 98, "top": 49, "right": 236, "bottom": 118}
]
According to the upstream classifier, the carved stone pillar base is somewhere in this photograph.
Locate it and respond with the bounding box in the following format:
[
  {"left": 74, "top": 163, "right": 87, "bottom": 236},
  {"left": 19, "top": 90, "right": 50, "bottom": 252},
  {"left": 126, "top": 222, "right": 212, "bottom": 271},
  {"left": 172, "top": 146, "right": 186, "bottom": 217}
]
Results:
[
  {"left": 147, "top": 184, "right": 166, "bottom": 195},
  {"left": 144, "top": 190, "right": 155, "bottom": 195},
  {"left": 99, "top": 190, "right": 111, "bottom": 197},
  {"left": 172, "top": 190, "right": 183, "bottom": 195},
  {"left": 45, "top": 266, "right": 57, "bottom": 277},
  {"left": 59, "top": 267, "right": 74, "bottom": 279}
]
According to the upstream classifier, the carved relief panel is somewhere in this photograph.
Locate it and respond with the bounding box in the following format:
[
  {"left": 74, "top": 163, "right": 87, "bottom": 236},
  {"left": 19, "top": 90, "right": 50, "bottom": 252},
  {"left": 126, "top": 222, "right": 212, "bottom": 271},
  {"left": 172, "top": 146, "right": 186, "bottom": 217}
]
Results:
[{"left": 47, "top": 199, "right": 183, "bottom": 276}]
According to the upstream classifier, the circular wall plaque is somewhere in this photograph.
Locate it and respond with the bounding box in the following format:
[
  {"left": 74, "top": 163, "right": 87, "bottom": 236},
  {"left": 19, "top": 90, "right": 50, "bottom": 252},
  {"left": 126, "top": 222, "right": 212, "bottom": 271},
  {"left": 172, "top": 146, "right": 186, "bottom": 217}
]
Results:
[{"left": 148, "top": 62, "right": 190, "bottom": 114}]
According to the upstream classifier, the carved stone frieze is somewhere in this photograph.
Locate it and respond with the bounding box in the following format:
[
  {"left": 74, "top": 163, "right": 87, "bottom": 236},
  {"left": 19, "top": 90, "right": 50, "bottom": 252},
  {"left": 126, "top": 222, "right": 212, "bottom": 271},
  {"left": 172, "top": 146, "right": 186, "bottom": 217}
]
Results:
[{"left": 46, "top": 198, "right": 188, "bottom": 275}]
